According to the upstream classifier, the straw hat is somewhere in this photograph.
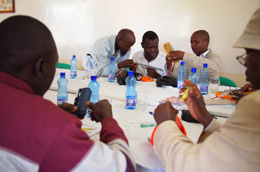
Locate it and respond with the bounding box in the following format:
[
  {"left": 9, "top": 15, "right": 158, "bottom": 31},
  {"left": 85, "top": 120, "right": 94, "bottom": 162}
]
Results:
[{"left": 234, "top": 8, "right": 260, "bottom": 51}]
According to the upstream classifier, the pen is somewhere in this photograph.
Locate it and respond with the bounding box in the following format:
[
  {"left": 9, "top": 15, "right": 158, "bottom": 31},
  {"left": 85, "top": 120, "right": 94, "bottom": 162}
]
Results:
[
  {"left": 81, "top": 128, "right": 96, "bottom": 130},
  {"left": 141, "top": 123, "right": 157, "bottom": 128},
  {"left": 149, "top": 111, "right": 154, "bottom": 115}
]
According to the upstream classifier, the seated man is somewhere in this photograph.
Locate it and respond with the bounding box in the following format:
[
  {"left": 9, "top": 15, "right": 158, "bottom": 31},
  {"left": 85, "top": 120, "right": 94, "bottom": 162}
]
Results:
[
  {"left": 0, "top": 16, "right": 135, "bottom": 172},
  {"left": 82, "top": 29, "right": 136, "bottom": 77},
  {"left": 153, "top": 8, "right": 260, "bottom": 171},
  {"left": 132, "top": 31, "right": 167, "bottom": 79},
  {"left": 166, "top": 30, "right": 221, "bottom": 81}
]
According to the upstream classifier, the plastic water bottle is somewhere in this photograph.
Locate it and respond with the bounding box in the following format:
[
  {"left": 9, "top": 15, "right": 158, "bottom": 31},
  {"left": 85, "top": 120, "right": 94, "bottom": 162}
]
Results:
[
  {"left": 108, "top": 57, "right": 115, "bottom": 82},
  {"left": 70, "top": 55, "right": 77, "bottom": 78},
  {"left": 177, "top": 61, "right": 186, "bottom": 89},
  {"left": 200, "top": 63, "right": 210, "bottom": 95},
  {"left": 57, "top": 72, "right": 68, "bottom": 105},
  {"left": 125, "top": 71, "right": 137, "bottom": 110},
  {"left": 188, "top": 68, "right": 199, "bottom": 86},
  {"left": 88, "top": 76, "right": 100, "bottom": 104}
]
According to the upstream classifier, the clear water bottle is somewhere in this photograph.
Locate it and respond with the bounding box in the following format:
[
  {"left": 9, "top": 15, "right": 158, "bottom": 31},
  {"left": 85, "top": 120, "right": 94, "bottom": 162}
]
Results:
[
  {"left": 188, "top": 68, "right": 199, "bottom": 86},
  {"left": 108, "top": 57, "right": 115, "bottom": 82},
  {"left": 57, "top": 72, "right": 68, "bottom": 105},
  {"left": 70, "top": 55, "right": 77, "bottom": 78},
  {"left": 200, "top": 63, "right": 210, "bottom": 95},
  {"left": 177, "top": 61, "right": 186, "bottom": 89},
  {"left": 88, "top": 76, "right": 100, "bottom": 104},
  {"left": 125, "top": 71, "right": 137, "bottom": 110}
]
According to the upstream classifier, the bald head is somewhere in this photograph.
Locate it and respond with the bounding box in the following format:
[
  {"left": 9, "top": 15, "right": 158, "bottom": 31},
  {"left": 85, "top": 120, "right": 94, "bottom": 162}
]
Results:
[
  {"left": 0, "top": 15, "right": 57, "bottom": 74},
  {"left": 192, "top": 30, "right": 210, "bottom": 42},
  {"left": 116, "top": 29, "right": 135, "bottom": 54},
  {"left": 117, "top": 29, "right": 135, "bottom": 41}
]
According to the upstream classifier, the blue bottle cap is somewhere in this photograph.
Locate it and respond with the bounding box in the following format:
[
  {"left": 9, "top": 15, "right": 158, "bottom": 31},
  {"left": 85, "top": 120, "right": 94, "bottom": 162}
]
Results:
[
  {"left": 128, "top": 71, "right": 134, "bottom": 76},
  {"left": 60, "top": 72, "right": 65, "bottom": 77},
  {"left": 110, "top": 57, "right": 114, "bottom": 60},
  {"left": 91, "top": 76, "right": 97, "bottom": 80},
  {"left": 191, "top": 68, "right": 197, "bottom": 73},
  {"left": 203, "top": 63, "right": 208, "bottom": 68},
  {"left": 180, "top": 61, "right": 185, "bottom": 65},
  {"left": 72, "top": 55, "right": 76, "bottom": 59}
]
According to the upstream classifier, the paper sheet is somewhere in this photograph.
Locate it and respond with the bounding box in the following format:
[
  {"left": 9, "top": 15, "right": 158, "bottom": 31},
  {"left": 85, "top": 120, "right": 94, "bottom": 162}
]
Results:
[
  {"left": 129, "top": 140, "right": 165, "bottom": 170},
  {"left": 130, "top": 113, "right": 155, "bottom": 124},
  {"left": 81, "top": 116, "right": 129, "bottom": 130}
]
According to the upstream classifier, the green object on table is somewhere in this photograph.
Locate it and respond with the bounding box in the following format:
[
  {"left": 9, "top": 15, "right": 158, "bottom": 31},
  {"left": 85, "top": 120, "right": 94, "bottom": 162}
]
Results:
[
  {"left": 56, "top": 63, "right": 71, "bottom": 69},
  {"left": 141, "top": 123, "right": 157, "bottom": 128},
  {"left": 219, "top": 76, "right": 237, "bottom": 87},
  {"left": 126, "top": 68, "right": 130, "bottom": 72}
]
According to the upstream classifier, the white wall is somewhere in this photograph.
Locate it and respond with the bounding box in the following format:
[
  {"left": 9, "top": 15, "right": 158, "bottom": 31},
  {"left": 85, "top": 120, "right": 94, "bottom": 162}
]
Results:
[{"left": 0, "top": 0, "right": 259, "bottom": 75}]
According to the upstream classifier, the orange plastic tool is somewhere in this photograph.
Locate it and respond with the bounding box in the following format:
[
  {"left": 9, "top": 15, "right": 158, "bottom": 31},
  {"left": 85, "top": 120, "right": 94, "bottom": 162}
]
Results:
[
  {"left": 215, "top": 92, "right": 236, "bottom": 102},
  {"left": 141, "top": 76, "right": 153, "bottom": 82}
]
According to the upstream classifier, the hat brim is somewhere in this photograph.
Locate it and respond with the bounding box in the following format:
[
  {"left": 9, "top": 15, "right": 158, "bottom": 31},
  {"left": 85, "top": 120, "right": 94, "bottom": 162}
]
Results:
[{"left": 233, "top": 32, "right": 260, "bottom": 51}]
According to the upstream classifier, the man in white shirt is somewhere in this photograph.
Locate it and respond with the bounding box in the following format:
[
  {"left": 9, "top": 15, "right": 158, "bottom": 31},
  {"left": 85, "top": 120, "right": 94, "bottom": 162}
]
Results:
[{"left": 132, "top": 31, "right": 167, "bottom": 79}]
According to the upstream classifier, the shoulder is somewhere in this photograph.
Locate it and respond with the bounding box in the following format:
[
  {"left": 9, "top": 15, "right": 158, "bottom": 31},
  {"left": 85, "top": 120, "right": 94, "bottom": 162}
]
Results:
[
  {"left": 132, "top": 50, "right": 144, "bottom": 60},
  {"left": 158, "top": 51, "right": 166, "bottom": 58},
  {"left": 93, "top": 35, "right": 116, "bottom": 47},
  {"left": 238, "top": 90, "right": 260, "bottom": 107},
  {"left": 232, "top": 90, "right": 260, "bottom": 119},
  {"left": 207, "top": 49, "right": 220, "bottom": 58}
]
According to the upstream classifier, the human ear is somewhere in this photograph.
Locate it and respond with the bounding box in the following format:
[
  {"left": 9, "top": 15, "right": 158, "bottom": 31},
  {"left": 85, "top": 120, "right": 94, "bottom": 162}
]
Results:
[
  {"left": 34, "top": 58, "right": 45, "bottom": 77},
  {"left": 205, "top": 39, "right": 209, "bottom": 45},
  {"left": 141, "top": 42, "right": 144, "bottom": 48}
]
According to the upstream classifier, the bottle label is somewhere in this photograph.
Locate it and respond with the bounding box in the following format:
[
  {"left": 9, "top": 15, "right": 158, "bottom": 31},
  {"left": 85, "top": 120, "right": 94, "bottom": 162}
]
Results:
[
  {"left": 126, "top": 97, "right": 136, "bottom": 107},
  {"left": 57, "top": 98, "right": 68, "bottom": 105},
  {"left": 200, "top": 84, "right": 208, "bottom": 95},
  {"left": 70, "top": 71, "right": 77, "bottom": 78},
  {"left": 108, "top": 74, "right": 115, "bottom": 81},
  {"left": 177, "top": 81, "right": 184, "bottom": 89}
]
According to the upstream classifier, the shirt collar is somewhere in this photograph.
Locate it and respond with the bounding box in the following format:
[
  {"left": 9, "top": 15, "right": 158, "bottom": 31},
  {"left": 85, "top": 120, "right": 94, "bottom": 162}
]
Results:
[
  {"left": 0, "top": 71, "right": 34, "bottom": 95},
  {"left": 199, "top": 49, "right": 209, "bottom": 57}
]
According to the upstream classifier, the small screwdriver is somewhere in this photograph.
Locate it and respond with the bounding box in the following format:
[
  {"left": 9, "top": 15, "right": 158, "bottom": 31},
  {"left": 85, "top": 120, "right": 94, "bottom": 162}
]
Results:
[{"left": 175, "top": 86, "right": 193, "bottom": 109}]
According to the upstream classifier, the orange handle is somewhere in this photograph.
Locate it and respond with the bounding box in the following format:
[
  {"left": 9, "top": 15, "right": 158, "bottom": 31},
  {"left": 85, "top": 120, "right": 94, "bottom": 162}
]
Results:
[{"left": 151, "top": 116, "right": 186, "bottom": 145}]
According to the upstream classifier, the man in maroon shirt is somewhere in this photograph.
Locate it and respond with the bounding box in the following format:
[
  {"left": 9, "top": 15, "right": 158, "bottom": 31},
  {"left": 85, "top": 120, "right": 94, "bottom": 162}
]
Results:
[{"left": 0, "top": 15, "right": 135, "bottom": 172}]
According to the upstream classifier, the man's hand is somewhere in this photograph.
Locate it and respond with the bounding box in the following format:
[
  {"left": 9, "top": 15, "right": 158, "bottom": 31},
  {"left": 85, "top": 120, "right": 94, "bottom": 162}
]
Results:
[
  {"left": 180, "top": 79, "right": 213, "bottom": 128},
  {"left": 147, "top": 67, "right": 161, "bottom": 79},
  {"left": 230, "top": 92, "right": 244, "bottom": 103},
  {"left": 129, "top": 62, "right": 137, "bottom": 72},
  {"left": 169, "top": 50, "right": 185, "bottom": 60},
  {"left": 118, "top": 59, "right": 135, "bottom": 69},
  {"left": 242, "top": 83, "right": 253, "bottom": 94},
  {"left": 153, "top": 101, "right": 178, "bottom": 126},
  {"left": 86, "top": 100, "right": 112, "bottom": 122},
  {"left": 58, "top": 103, "right": 78, "bottom": 113}
]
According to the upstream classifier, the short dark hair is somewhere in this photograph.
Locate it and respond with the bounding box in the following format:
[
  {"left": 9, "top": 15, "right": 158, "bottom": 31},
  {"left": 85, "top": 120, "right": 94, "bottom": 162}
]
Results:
[
  {"left": 193, "top": 30, "right": 210, "bottom": 42},
  {"left": 142, "top": 31, "right": 159, "bottom": 43},
  {"left": 0, "top": 15, "right": 56, "bottom": 72}
]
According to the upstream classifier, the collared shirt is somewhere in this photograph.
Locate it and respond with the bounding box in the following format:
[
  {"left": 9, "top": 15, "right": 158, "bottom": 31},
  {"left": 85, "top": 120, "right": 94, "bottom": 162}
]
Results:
[
  {"left": 132, "top": 50, "right": 167, "bottom": 77},
  {"left": 198, "top": 49, "right": 209, "bottom": 57}
]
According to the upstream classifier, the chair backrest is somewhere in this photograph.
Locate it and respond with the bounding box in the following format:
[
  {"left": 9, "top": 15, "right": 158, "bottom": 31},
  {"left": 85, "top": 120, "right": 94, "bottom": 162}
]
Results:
[
  {"left": 56, "top": 63, "right": 71, "bottom": 69},
  {"left": 219, "top": 76, "right": 237, "bottom": 87}
]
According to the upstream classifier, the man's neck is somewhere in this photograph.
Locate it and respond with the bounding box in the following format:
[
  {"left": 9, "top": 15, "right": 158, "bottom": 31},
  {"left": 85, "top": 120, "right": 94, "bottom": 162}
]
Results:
[
  {"left": 145, "top": 52, "right": 158, "bottom": 63},
  {"left": 197, "top": 49, "right": 209, "bottom": 57}
]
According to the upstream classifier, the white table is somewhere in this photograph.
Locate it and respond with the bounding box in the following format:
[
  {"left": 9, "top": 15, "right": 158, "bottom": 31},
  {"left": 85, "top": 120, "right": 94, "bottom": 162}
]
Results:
[{"left": 44, "top": 69, "right": 234, "bottom": 171}]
